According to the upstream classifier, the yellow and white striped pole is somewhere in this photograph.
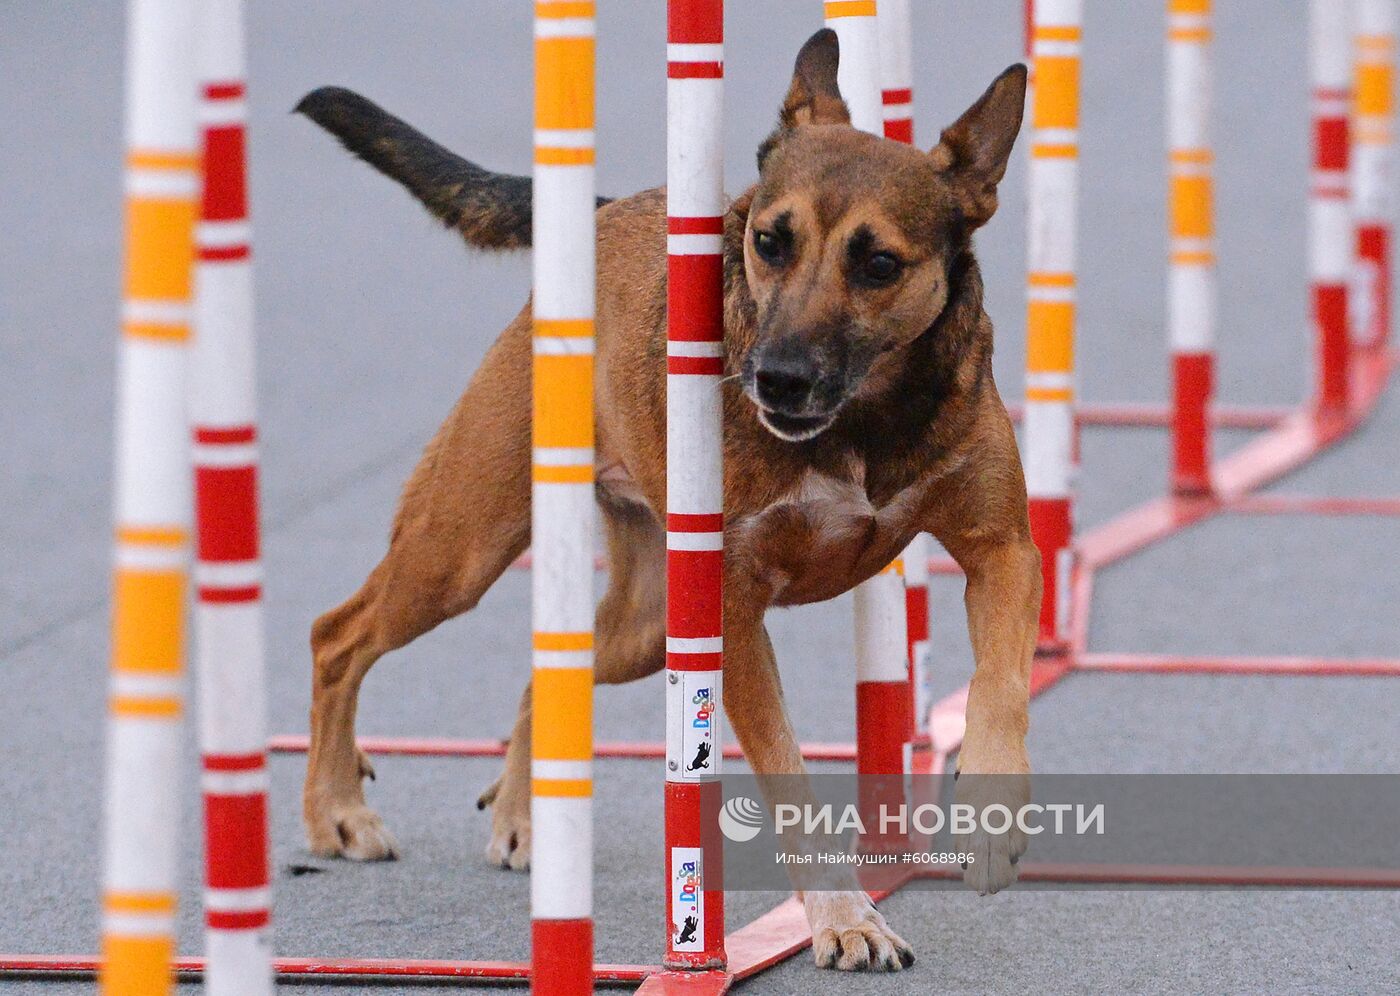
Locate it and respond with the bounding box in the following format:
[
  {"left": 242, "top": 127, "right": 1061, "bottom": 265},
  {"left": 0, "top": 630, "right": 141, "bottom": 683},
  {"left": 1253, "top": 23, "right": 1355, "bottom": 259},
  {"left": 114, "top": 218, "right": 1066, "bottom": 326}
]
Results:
[
  {"left": 530, "top": 1, "right": 596, "bottom": 992},
  {"left": 1167, "top": 0, "right": 1215, "bottom": 494},
  {"left": 102, "top": 1, "right": 198, "bottom": 992},
  {"left": 825, "top": 1, "right": 883, "bottom": 134},
  {"left": 1355, "top": 0, "right": 1396, "bottom": 350},
  {"left": 1024, "top": 0, "right": 1081, "bottom": 651}
]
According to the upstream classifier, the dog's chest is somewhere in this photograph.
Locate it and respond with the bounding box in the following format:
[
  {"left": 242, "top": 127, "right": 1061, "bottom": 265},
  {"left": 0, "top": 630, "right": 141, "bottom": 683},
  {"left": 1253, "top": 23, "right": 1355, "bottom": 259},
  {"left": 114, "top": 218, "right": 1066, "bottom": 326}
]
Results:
[{"left": 735, "top": 458, "right": 922, "bottom": 604}]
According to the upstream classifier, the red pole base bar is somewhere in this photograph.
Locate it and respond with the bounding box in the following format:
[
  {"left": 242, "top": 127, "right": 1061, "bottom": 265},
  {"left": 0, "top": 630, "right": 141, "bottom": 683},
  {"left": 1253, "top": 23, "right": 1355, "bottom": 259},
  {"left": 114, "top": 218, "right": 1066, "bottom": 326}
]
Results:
[
  {"left": 1027, "top": 496, "right": 1071, "bottom": 650},
  {"left": 1314, "top": 282, "right": 1350, "bottom": 409},
  {"left": 663, "top": 781, "right": 726, "bottom": 971},
  {"left": 855, "top": 681, "right": 911, "bottom": 777},
  {"left": 1171, "top": 352, "right": 1214, "bottom": 495},
  {"left": 1358, "top": 223, "right": 1391, "bottom": 350},
  {"left": 533, "top": 919, "right": 595, "bottom": 996}
]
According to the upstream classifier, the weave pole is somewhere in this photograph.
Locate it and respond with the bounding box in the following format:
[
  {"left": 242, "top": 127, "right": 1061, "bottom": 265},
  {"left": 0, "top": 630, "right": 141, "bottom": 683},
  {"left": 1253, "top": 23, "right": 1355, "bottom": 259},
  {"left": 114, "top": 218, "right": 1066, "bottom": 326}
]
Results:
[
  {"left": 875, "top": 0, "right": 933, "bottom": 743},
  {"left": 192, "top": 2, "right": 273, "bottom": 993},
  {"left": 531, "top": 1, "right": 597, "bottom": 991},
  {"left": 1024, "top": 0, "right": 1082, "bottom": 651},
  {"left": 1167, "top": 0, "right": 1215, "bottom": 495},
  {"left": 101, "top": 1, "right": 198, "bottom": 992},
  {"left": 663, "top": 0, "right": 727, "bottom": 972},
  {"left": 877, "top": 0, "right": 913, "bottom": 143},
  {"left": 1312, "top": 0, "right": 1353, "bottom": 411},
  {"left": 824, "top": 0, "right": 914, "bottom": 815},
  {"left": 826, "top": 1, "right": 884, "bottom": 134},
  {"left": 1354, "top": 0, "right": 1396, "bottom": 351}
]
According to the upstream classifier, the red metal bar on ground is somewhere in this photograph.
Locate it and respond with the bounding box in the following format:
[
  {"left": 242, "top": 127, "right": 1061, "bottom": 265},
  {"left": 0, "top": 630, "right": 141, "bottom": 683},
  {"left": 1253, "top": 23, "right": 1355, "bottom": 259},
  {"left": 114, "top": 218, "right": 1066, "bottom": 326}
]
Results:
[
  {"left": 266, "top": 734, "right": 861, "bottom": 762},
  {"left": 0, "top": 955, "right": 653, "bottom": 983},
  {"left": 1005, "top": 401, "right": 1289, "bottom": 429},
  {"left": 1227, "top": 494, "right": 1400, "bottom": 516},
  {"left": 1077, "top": 652, "right": 1400, "bottom": 677},
  {"left": 909, "top": 863, "right": 1400, "bottom": 888}
]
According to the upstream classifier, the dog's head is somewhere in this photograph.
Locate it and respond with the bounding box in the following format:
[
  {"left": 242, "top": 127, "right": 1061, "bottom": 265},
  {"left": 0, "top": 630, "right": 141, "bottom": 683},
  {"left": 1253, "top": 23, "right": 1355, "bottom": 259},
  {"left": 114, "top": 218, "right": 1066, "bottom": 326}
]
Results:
[{"left": 738, "top": 29, "right": 1026, "bottom": 443}]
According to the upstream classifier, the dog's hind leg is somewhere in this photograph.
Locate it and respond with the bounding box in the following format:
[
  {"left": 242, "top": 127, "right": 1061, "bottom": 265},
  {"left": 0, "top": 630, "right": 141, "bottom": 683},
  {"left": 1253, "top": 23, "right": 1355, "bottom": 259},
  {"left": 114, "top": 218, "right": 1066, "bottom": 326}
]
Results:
[
  {"left": 478, "top": 495, "right": 666, "bottom": 870},
  {"left": 304, "top": 311, "right": 532, "bottom": 860}
]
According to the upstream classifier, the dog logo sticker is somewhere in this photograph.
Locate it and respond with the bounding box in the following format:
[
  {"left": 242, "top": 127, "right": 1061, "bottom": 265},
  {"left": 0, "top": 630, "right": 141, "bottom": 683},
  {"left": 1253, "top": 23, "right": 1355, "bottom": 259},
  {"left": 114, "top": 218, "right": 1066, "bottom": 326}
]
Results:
[
  {"left": 670, "top": 846, "right": 704, "bottom": 951},
  {"left": 675, "top": 915, "right": 699, "bottom": 946},
  {"left": 668, "top": 671, "right": 722, "bottom": 782},
  {"left": 686, "top": 740, "right": 711, "bottom": 772}
]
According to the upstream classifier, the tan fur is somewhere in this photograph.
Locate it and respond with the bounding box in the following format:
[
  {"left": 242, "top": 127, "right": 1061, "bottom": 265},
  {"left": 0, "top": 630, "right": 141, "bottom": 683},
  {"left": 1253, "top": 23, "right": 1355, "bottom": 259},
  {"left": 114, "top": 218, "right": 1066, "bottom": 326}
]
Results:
[{"left": 304, "top": 31, "right": 1036, "bottom": 973}]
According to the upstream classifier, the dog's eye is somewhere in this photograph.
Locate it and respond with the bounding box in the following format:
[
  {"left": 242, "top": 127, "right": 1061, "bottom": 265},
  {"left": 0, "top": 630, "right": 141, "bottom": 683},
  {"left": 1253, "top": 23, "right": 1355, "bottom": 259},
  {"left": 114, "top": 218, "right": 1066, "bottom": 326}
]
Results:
[
  {"left": 753, "top": 230, "right": 785, "bottom": 265},
  {"left": 861, "top": 252, "right": 902, "bottom": 285}
]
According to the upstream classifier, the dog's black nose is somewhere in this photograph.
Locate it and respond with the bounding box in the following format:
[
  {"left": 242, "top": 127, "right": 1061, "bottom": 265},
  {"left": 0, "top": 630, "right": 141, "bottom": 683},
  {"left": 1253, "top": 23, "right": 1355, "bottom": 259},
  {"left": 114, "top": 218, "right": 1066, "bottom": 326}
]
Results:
[{"left": 754, "top": 357, "right": 816, "bottom": 411}]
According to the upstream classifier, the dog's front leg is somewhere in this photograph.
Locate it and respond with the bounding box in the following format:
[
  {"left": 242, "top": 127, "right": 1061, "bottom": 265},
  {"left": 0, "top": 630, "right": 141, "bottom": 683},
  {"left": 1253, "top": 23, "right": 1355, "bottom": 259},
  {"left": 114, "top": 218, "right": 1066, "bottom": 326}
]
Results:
[
  {"left": 952, "top": 539, "right": 1039, "bottom": 894},
  {"left": 925, "top": 422, "right": 1042, "bottom": 894},
  {"left": 723, "top": 598, "right": 914, "bottom": 972}
]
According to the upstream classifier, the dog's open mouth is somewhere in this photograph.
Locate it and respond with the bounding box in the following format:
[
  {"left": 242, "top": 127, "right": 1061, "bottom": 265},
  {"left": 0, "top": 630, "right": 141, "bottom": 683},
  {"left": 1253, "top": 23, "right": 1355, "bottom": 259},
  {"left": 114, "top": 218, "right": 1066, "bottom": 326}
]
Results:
[{"left": 756, "top": 407, "right": 838, "bottom": 443}]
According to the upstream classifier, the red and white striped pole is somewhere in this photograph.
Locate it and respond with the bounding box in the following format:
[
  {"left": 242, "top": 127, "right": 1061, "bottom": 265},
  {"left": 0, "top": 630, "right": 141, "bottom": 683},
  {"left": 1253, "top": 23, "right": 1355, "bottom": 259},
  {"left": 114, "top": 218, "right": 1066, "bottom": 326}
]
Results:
[
  {"left": 876, "top": 0, "right": 932, "bottom": 744},
  {"left": 192, "top": 2, "right": 273, "bottom": 993},
  {"left": 1167, "top": 0, "right": 1215, "bottom": 495},
  {"left": 877, "top": 0, "right": 913, "bottom": 143},
  {"left": 664, "top": 0, "right": 727, "bottom": 971},
  {"left": 1354, "top": 0, "right": 1396, "bottom": 351},
  {"left": 101, "top": 1, "right": 197, "bottom": 992},
  {"left": 825, "top": 0, "right": 914, "bottom": 801},
  {"left": 1312, "top": 0, "right": 1353, "bottom": 411},
  {"left": 531, "top": 2, "right": 597, "bottom": 992},
  {"left": 1024, "top": 0, "right": 1081, "bottom": 652}
]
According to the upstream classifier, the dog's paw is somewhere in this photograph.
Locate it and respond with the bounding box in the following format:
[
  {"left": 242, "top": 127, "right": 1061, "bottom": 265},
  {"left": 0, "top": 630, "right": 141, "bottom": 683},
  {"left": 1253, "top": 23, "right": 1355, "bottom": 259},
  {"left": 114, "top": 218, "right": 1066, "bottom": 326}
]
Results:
[
  {"left": 306, "top": 802, "right": 400, "bottom": 861},
  {"left": 952, "top": 769, "right": 1029, "bottom": 896},
  {"left": 478, "top": 777, "right": 531, "bottom": 871},
  {"left": 805, "top": 891, "right": 915, "bottom": 972}
]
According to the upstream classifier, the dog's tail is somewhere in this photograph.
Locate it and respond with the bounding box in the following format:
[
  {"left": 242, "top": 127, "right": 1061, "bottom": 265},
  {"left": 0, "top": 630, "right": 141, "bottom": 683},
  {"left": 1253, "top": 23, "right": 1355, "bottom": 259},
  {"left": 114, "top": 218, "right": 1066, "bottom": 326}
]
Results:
[{"left": 295, "top": 86, "right": 608, "bottom": 251}]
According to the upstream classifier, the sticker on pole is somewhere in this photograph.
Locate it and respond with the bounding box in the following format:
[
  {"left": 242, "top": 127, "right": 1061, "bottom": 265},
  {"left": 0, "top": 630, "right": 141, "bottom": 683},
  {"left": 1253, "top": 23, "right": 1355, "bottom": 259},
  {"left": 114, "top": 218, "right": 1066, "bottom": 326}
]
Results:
[
  {"left": 1056, "top": 548, "right": 1073, "bottom": 639},
  {"left": 912, "top": 638, "right": 932, "bottom": 732},
  {"left": 666, "top": 670, "right": 721, "bottom": 781},
  {"left": 671, "top": 846, "right": 704, "bottom": 952}
]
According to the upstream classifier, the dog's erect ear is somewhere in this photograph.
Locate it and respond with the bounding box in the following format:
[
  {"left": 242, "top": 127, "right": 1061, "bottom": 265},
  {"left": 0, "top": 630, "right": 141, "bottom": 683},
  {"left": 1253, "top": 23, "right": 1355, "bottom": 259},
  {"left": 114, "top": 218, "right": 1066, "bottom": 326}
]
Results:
[
  {"left": 930, "top": 64, "right": 1028, "bottom": 225},
  {"left": 779, "top": 29, "right": 851, "bottom": 129},
  {"left": 759, "top": 29, "right": 851, "bottom": 171}
]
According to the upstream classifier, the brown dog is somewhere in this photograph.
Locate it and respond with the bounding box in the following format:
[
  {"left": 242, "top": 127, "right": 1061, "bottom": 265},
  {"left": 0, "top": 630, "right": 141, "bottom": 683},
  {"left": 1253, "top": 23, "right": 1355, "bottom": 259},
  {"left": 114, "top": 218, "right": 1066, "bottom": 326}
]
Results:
[{"left": 296, "top": 30, "right": 1037, "bottom": 973}]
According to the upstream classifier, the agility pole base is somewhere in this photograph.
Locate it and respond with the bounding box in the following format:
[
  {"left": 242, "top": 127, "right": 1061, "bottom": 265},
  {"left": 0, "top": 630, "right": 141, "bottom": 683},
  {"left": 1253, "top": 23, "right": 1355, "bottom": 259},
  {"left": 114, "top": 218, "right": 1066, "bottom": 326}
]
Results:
[{"left": 5, "top": 346, "right": 1397, "bottom": 992}]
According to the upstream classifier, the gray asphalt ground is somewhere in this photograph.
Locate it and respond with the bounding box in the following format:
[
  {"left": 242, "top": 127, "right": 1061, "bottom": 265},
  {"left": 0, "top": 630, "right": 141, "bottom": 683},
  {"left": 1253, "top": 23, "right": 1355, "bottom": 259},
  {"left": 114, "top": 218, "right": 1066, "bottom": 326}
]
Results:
[{"left": 3, "top": 1, "right": 1399, "bottom": 993}]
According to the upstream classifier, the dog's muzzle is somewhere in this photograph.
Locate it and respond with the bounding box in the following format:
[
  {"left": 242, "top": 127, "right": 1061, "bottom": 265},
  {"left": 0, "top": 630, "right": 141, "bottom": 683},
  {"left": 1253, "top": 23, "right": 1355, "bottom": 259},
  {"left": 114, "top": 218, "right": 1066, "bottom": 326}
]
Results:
[{"left": 745, "top": 348, "right": 843, "bottom": 442}]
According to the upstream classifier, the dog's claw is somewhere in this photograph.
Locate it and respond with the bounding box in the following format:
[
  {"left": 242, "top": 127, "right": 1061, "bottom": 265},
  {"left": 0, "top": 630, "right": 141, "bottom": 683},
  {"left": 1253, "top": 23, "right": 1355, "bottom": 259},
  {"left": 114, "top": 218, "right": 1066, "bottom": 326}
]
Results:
[
  {"left": 806, "top": 891, "right": 913, "bottom": 972},
  {"left": 356, "top": 748, "right": 377, "bottom": 782},
  {"left": 479, "top": 774, "right": 531, "bottom": 871},
  {"left": 308, "top": 803, "right": 399, "bottom": 861}
]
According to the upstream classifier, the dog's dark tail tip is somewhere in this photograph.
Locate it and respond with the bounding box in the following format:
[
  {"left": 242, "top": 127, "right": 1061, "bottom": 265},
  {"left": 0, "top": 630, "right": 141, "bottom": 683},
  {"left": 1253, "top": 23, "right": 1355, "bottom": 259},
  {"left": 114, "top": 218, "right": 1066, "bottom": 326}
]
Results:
[
  {"left": 294, "top": 85, "right": 358, "bottom": 124},
  {"left": 295, "top": 85, "right": 539, "bottom": 251}
]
